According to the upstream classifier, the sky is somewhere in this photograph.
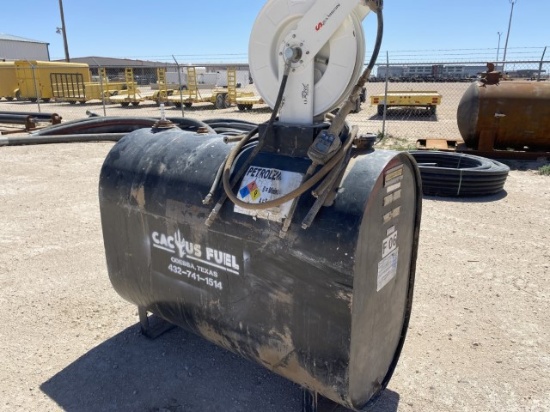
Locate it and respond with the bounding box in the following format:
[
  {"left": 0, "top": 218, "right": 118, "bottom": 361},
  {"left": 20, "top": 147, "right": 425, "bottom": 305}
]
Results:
[{"left": 1, "top": 0, "right": 548, "bottom": 64}]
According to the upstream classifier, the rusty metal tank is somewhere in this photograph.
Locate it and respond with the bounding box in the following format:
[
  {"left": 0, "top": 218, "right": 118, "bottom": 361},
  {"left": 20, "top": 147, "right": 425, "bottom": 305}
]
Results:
[{"left": 457, "top": 81, "right": 550, "bottom": 151}]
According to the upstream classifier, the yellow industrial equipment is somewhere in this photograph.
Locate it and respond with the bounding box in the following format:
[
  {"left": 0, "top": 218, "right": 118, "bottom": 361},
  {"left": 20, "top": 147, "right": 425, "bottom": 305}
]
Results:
[
  {"left": 167, "top": 67, "right": 254, "bottom": 109},
  {"left": 70, "top": 67, "right": 126, "bottom": 103},
  {"left": 370, "top": 90, "right": 442, "bottom": 115},
  {"left": 147, "top": 68, "right": 175, "bottom": 105},
  {"left": 0, "top": 61, "right": 19, "bottom": 101},
  {"left": 108, "top": 68, "right": 144, "bottom": 107},
  {"left": 235, "top": 94, "right": 265, "bottom": 111},
  {"left": 225, "top": 66, "right": 237, "bottom": 105},
  {"left": 14, "top": 60, "right": 91, "bottom": 102}
]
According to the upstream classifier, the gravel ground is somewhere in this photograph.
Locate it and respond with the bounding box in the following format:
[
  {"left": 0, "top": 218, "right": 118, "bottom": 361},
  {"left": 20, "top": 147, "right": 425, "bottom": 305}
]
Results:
[{"left": 0, "top": 129, "right": 549, "bottom": 411}]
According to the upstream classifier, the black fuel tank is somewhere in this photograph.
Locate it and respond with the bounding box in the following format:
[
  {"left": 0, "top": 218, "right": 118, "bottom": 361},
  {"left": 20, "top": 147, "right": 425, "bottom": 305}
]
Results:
[{"left": 99, "top": 127, "right": 422, "bottom": 410}]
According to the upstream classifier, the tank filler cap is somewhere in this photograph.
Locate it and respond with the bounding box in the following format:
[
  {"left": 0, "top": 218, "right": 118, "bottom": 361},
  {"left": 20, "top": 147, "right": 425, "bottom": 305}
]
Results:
[
  {"left": 151, "top": 118, "right": 177, "bottom": 133},
  {"left": 151, "top": 103, "right": 177, "bottom": 133},
  {"left": 479, "top": 62, "right": 502, "bottom": 86}
]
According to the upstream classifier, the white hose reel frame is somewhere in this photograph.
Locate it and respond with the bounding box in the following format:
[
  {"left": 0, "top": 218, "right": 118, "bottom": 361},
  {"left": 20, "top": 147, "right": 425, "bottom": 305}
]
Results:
[{"left": 249, "top": 0, "right": 368, "bottom": 122}]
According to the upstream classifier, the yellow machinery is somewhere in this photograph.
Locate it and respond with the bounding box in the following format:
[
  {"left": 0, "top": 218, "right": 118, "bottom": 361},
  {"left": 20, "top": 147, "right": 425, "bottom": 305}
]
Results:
[
  {"left": 0, "top": 61, "right": 19, "bottom": 101},
  {"left": 79, "top": 67, "right": 126, "bottom": 103},
  {"left": 235, "top": 94, "right": 265, "bottom": 111},
  {"left": 167, "top": 66, "right": 254, "bottom": 109},
  {"left": 109, "top": 68, "right": 144, "bottom": 107},
  {"left": 167, "top": 66, "right": 201, "bottom": 108},
  {"left": 234, "top": 63, "right": 266, "bottom": 110},
  {"left": 370, "top": 90, "right": 442, "bottom": 115},
  {"left": 226, "top": 66, "right": 237, "bottom": 105},
  {"left": 147, "top": 68, "right": 175, "bottom": 105},
  {"left": 187, "top": 65, "right": 199, "bottom": 103},
  {"left": 14, "top": 60, "right": 91, "bottom": 102}
]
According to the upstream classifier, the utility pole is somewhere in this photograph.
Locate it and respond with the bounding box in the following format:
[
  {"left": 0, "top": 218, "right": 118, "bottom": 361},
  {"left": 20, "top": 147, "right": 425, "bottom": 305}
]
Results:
[
  {"left": 58, "top": 0, "right": 70, "bottom": 62},
  {"left": 502, "top": 0, "right": 517, "bottom": 72},
  {"left": 496, "top": 32, "right": 502, "bottom": 63}
]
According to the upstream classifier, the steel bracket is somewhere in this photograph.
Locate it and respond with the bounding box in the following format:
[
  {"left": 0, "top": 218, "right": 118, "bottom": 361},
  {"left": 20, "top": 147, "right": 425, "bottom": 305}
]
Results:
[{"left": 138, "top": 306, "right": 176, "bottom": 339}]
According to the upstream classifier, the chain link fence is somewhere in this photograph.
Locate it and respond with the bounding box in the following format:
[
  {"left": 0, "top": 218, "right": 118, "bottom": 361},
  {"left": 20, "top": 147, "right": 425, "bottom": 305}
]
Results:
[{"left": 1, "top": 55, "right": 548, "bottom": 145}]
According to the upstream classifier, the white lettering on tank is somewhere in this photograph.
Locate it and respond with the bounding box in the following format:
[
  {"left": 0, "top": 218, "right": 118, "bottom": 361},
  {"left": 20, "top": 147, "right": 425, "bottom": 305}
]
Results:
[
  {"left": 152, "top": 229, "right": 240, "bottom": 275},
  {"left": 206, "top": 247, "right": 240, "bottom": 270}
]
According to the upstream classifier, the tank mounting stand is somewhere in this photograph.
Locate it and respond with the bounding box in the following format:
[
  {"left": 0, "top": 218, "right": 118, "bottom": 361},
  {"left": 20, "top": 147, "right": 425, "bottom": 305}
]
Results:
[{"left": 138, "top": 307, "right": 176, "bottom": 339}]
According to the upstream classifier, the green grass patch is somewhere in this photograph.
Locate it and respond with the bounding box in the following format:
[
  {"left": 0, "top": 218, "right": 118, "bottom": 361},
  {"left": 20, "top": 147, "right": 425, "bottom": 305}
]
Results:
[
  {"left": 538, "top": 164, "right": 550, "bottom": 176},
  {"left": 375, "top": 132, "right": 416, "bottom": 151}
]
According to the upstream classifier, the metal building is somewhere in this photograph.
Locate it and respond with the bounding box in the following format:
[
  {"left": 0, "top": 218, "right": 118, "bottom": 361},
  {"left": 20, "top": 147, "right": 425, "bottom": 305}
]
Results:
[
  {"left": 377, "top": 64, "right": 490, "bottom": 80},
  {"left": 0, "top": 33, "right": 50, "bottom": 61}
]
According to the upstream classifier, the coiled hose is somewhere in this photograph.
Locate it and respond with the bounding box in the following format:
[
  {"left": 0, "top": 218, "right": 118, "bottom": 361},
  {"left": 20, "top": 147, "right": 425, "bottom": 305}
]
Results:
[
  {"left": 214, "top": 1, "right": 385, "bottom": 216},
  {"left": 31, "top": 116, "right": 215, "bottom": 135},
  {"left": 409, "top": 151, "right": 510, "bottom": 196}
]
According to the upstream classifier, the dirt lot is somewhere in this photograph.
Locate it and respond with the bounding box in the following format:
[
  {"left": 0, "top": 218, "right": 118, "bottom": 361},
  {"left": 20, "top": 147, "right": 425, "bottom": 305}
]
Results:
[{"left": 0, "top": 98, "right": 549, "bottom": 411}]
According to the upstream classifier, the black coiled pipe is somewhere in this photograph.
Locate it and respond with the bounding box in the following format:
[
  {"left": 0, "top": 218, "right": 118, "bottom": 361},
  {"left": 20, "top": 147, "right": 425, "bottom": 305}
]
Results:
[{"left": 408, "top": 151, "right": 509, "bottom": 197}]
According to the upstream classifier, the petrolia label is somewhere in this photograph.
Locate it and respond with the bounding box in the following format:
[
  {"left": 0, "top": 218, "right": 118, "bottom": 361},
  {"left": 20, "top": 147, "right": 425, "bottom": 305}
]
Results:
[{"left": 234, "top": 166, "right": 303, "bottom": 223}]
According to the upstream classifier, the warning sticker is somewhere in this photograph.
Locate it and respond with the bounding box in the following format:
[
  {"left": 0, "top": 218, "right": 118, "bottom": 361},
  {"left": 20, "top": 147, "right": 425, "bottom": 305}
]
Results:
[
  {"left": 239, "top": 180, "right": 261, "bottom": 201},
  {"left": 234, "top": 166, "right": 303, "bottom": 222},
  {"left": 384, "top": 164, "right": 404, "bottom": 187},
  {"left": 377, "top": 248, "right": 399, "bottom": 292}
]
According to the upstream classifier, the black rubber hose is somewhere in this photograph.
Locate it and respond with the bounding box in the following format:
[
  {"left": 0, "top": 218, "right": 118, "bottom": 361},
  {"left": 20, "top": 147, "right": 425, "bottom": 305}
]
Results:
[
  {"left": 201, "top": 119, "right": 258, "bottom": 136},
  {"left": 219, "top": 66, "right": 291, "bottom": 202},
  {"left": 210, "top": 128, "right": 245, "bottom": 136},
  {"left": 31, "top": 116, "right": 155, "bottom": 135},
  {"left": 408, "top": 151, "right": 509, "bottom": 197},
  {"left": 0, "top": 114, "right": 34, "bottom": 125},
  {"left": 206, "top": 123, "right": 258, "bottom": 133},
  {"left": 203, "top": 128, "right": 260, "bottom": 205},
  {"left": 0, "top": 111, "right": 60, "bottom": 120},
  {"left": 327, "top": 0, "right": 384, "bottom": 136},
  {"left": 32, "top": 116, "right": 215, "bottom": 135},
  {"left": 203, "top": 118, "right": 258, "bottom": 129},
  {"left": 0, "top": 133, "right": 126, "bottom": 146},
  {"left": 206, "top": 65, "right": 291, "bottom": 225}
]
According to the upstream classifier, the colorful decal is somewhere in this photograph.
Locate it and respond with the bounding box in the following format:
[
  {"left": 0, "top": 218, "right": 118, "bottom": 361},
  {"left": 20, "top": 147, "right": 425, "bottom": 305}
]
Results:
[{"left": 234, "top": 166, "right": 303, "bottom": 222}]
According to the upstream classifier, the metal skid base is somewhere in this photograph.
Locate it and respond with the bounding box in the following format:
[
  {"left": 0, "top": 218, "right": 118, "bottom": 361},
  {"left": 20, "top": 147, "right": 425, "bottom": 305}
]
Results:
[
  {"left": 302, "top": 389, "right": 318, "bottom": 412},
  {"left": 138, "top": 306, "right": 176, "bottom": 339}
]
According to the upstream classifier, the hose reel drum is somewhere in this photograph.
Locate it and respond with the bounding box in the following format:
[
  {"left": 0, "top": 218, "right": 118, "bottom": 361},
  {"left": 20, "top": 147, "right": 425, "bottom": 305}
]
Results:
[{"left": 249, "top": 0, "right": 369, "bottom": 122}]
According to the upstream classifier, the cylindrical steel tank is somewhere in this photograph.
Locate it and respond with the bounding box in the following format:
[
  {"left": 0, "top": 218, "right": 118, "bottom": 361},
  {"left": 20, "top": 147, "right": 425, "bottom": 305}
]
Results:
[
  {"left": 457, "top": 81, "right": 550, "bottom": 151},
  {"left": 99, "top": 127, "right": 422, "bottom": 410}
]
